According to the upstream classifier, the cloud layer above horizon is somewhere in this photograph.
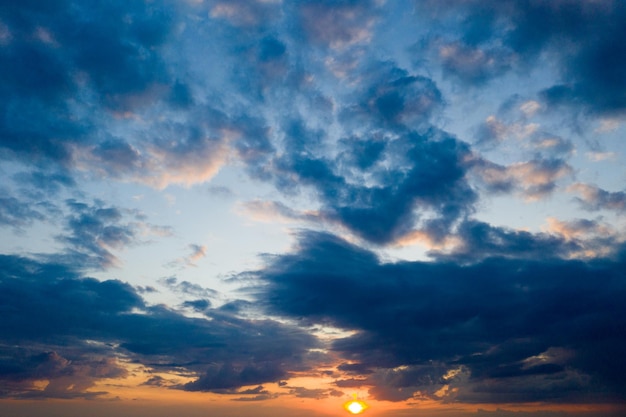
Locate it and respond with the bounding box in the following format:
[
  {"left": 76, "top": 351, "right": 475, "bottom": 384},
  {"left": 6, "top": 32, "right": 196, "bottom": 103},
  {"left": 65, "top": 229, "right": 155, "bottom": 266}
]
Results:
[{"left": 1, "top": 0, "right": 625, "bottom": 413}]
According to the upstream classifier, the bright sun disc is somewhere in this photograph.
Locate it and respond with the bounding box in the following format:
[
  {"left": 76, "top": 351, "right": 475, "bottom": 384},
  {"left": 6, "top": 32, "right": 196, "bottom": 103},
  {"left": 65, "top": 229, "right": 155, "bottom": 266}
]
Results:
[{"left": 344, "top": 399, "right": 368, "bottom": 414}]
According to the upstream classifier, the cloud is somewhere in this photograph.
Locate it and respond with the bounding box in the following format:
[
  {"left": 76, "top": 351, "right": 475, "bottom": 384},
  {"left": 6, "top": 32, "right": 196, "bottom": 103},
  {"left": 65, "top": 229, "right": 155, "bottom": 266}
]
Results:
[
  {"left": 250, "top": 230, "right": 626, "bottom": 403},
  {"left": 184, "top": 362, "right": 286, "bottom": 392},
  {"left": 436, "top": 217, "right": 624, "bottom": 263},
  {"left": 230, "top": 385, "right": 277, "bottom": 401},
  {"left": 166, "top": 244, "right": 208, "bottom": 269},
  {"left": 0, "top": 191, "right": 46, "bottom": 232},
  {"left": 475, "top": 115, "right": 539, "bottom": 148},
  {"left": 160, "top": 276, "right": 218, "bottom": 299},
  {"left": 270, "top": 117, "right": 476, "bottom": 245},
  {"left": 471, "top": 157, "right": 573, "bottom": 201},
  {"left": 418, "top": 0, "right": 626, "bottom": 115},
  {"left": 237, "top": 200, "right": 323, "bottom": 225},
  {"left": 297, "top": 0, "right": 381, "bottom": 49},
  {"left": 569, "top": 183, "right": 626, "bottom": 212},
  {"left": 0, "top": 0, "right": 181, "bottom": 168},
  {"left": 209, "top": 0, "right": 282, "bottom": 29},
  {"left": 12, "top": 170, "right": 76, "bottom": 198},
  {"left": 340, "top": 62, "right": 444, "bottom": 129},
  {"left": 0, "top": 348, "right": 127, "bottom": 399},
  {"left": 437, "top": 41, "right": 514, "bottom": 85},
  {"left": 287, "top": 386, "right": 342, "bottom": 399},
  {"left": 0, "top": 0, "right": 278, "bottom": 190},
  {"left": 54, "top": 200, "right": 148, "bottom": 269},
  {"left": 434, "top": 220, "right": 582, "bottom": 262},
  {"left": 0, "top": 254, "right": 318, "bottom": 398}
]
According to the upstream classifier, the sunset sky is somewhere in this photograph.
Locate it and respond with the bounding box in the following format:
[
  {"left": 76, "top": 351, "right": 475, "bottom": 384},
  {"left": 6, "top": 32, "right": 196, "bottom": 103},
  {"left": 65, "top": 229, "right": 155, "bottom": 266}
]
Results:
[{"left": 1, "top": 1, "right": 626, "bottom": 416}]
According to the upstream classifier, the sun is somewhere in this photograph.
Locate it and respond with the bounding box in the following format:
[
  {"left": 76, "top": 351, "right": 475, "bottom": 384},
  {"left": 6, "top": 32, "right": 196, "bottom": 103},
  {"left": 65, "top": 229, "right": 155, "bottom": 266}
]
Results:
[{"left": 343, "top": 398, "right": 368, "bottom": 414}]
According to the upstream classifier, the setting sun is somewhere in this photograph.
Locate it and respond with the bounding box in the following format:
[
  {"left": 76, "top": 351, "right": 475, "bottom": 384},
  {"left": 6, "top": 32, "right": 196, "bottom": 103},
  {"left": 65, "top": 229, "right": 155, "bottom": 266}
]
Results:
[{"left": 344, "top": 398, "right": 368, "bottom": 414}]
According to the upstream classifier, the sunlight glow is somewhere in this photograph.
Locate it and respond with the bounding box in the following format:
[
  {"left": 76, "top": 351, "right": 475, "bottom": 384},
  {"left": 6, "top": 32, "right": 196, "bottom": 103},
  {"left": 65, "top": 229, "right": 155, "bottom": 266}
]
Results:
[{"left": 344, "top": 398, "right": 368, "bottom": 414}]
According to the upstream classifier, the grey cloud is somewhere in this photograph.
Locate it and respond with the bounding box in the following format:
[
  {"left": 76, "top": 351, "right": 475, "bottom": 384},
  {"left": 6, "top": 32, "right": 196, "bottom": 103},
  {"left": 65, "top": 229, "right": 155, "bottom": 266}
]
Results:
[
  {"left": 296, "top": 0, "right": 381, "bottom": 48},
  {"left": 185, "top": 363, "right": 285, "bottom": 392},
  {"left": 56, "top": 200, "right": 139, "bottom": 269},
  {"left": 208, "top": 0, "right": 282, "bottom": 29},
  {"left": 287, "top": 386, "right": 342, "bottom": 399},
  {"left": 160, "top": 276, "right": 218, "bottom": 299},
  {"left": 13, "top": 171, "right": 76, "bottom": 198},
  {"left": 0, "top": 348, "right": 126, "bottom": 399},
  {"left": 181, "top": 299, "right": 211, "bottom": 312},
  {"left": 437, "top": 41, "right": 514, "bottom": 85},
  {"left": 0, "top": 192, "right": 46, "bottom": 231},
  {"left": 570, "top": 183, "right": 626, "bottom": 213}
]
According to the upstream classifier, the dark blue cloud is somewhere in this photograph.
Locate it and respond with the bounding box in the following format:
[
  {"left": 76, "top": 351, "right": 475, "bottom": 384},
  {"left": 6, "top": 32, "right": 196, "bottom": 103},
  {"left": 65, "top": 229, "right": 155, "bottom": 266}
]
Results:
[
  {"left": 418, "top": 0, "right": 626, "bottom": 115},
  {"left": 1, "top": 0, "right": 272, "bottom": 190},
  {"left": 251, "top": 231, "right": 626, "bottom": 403},
  {"left": 270, "top": 125, "right": 476, "bottom": 244},
  {"left": 339, "top": 62, "right": 444, "bottom": 131},
  {"left": 433, "top": 219, "right": 594, "bottom": 263},
  {"left": 0, "top": 0, "right": 182, "bottom": 170},
  {"left": 264, "top": 61, "right": 476, "bottom": 244},
  {"left": 0, "top": 254, "right": 318, "bottom": 397}
]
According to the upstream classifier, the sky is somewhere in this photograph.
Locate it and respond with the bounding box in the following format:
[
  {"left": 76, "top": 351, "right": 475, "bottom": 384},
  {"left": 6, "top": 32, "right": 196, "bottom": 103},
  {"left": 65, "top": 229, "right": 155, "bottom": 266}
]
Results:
[{"left": 1, "top": 1, "right": 626, "bottom": 416}]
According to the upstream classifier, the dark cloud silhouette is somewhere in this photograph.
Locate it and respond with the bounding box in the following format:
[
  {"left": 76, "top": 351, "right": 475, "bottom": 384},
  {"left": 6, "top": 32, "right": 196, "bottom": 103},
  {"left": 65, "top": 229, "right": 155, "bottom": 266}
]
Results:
[
  {"left": 185, "top": 362, "right": 286, "bottom": 392},
  {"left": 0, "top": 255, "right": 318, "bottom": 398},
  {"left": 0, "top": 348, "right": 126, "bottom": 399},
  {"left": 251, "top": 231, "right": 626, "bottom": 403},
  {"left": 433, "top": 220, "right": 586, "bottom": 263}
]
